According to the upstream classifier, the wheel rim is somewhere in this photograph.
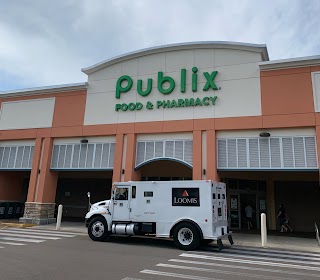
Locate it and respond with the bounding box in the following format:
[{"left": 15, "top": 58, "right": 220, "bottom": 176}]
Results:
[
  {"left": 177, "top": 227, "right": 193, "bottom": 246},
  {"left": 91, "top": 221, "right": 105, "bottom": 238}
]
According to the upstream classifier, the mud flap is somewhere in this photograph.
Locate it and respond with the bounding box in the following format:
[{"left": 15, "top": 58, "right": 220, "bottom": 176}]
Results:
[
  {"left": 217, "top": 239, "right": 223, "bottom": 251},
  {"left": 228, "top": 235, "right": 234, "bottom": 245},
  {"left": 315, "top": 223, "right": 320, "bottom": 246}
]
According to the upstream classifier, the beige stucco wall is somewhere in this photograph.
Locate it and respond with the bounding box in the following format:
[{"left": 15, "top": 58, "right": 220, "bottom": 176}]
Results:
[
  {"left": 84, "top": 48, "right": 262, "bottom": 125},
  {"left": 0, "top": 98, "right": 55, "bottom": 130}
]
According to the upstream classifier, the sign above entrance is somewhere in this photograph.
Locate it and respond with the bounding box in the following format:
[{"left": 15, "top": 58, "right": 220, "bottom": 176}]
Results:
[{"left": 115, "top": 67, "right": 219, "bottom": 112}]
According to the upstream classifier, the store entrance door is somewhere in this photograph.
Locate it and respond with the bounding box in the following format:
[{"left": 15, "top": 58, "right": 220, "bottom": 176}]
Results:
[
  {"left": 229, "top": 194, "right": 240, "bottom": 229},
  {"left": 225, "top": 178, "right": 267, "bottom": 231},
  {"left": 240, "top": 193, "right": 257, "bottom": 230}
]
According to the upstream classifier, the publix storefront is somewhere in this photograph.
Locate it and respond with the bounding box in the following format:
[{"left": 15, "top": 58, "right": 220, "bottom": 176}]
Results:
[{"left": 0, "top": 42, "right": 319, "bottom": 232}]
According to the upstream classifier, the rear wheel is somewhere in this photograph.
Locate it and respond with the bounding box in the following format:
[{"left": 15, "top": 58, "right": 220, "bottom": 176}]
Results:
[
  {"left": 173, "top": 222, "right": 200, "bottom": 250},
  {"left": 88, "top": 216, "right": 110, "bottom": 241}
]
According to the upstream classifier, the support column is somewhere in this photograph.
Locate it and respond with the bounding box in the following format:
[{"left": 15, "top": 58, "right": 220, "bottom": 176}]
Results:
[
  {"left": 193, "top": 131, "right": 202, "bottom": 180},
  {"left": 112, "top": 134, "right": 124, "bottom": 183},
  {"left": 20, "top": 137, "right": 58, "bottom": 225},
  {"left": 266, "top": 178, "right": 276, "bottom": 230},
  {"left": 26, "top": 138, "right": 43, "bottom": 202},
  {"left": 124, "top": 133, "right": 141, "bottom": 181},
  {"left": 206, "top": 130, "right": 220, "bottom": 181}
]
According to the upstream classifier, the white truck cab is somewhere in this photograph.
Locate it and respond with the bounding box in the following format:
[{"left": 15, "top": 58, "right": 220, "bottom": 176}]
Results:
[{"left": 85, "top": 180, "right": 233, "bottom": 250}]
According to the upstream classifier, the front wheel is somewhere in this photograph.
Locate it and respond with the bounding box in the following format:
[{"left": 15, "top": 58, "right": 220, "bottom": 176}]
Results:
[
  {"left": 88, "top": 216, "right": 110, "bottom": 241},
  {"left": 173, "top": 222, "right": 200, "bottom": 250}
]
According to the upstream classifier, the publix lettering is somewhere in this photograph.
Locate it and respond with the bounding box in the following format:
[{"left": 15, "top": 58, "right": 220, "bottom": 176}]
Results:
[{"left": 116, "top": 67, "right": 218, "bottom": 99}]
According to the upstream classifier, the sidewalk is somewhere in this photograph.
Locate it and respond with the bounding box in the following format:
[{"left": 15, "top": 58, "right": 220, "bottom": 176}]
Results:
[
  {"left": 231, "top": 232, "right": 320, "bottom": 253},
  {"left": 2, "top": 220, "right": 319, "bottom": 253}
]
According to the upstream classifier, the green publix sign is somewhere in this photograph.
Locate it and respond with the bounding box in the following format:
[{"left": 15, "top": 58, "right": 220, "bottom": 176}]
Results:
[{"left": 115, "top": 67, "right": 219, "bottom": 112}]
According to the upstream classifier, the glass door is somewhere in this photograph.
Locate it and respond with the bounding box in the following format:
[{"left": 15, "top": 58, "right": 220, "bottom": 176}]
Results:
[{"left": 229, "top": 194, "right": 240, "bottom": 229}]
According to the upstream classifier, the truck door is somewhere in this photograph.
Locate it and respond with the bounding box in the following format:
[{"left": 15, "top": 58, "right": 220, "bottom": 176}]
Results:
[
  {"left": 112, "top": 186, "right": 130, "bottom": 221},
  {"left": 216, "top": 184, "right": 227, "bottom": 222}
]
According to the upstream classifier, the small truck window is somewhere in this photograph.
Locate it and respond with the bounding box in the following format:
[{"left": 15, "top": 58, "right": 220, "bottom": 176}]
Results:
[
  {"left": 132, "top": 186, "right": 136, "bottom": 199},
  {"left": 144, "top": 191, "right": 153, "bottom": 197}
]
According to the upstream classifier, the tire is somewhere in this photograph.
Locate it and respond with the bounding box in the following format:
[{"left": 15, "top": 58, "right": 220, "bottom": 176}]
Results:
[
  {"left": 88, "top": 216, "right": 110, "bottom": 242},
  {"left": 173, "top": 222, "right": 200, "bottom": 251}
]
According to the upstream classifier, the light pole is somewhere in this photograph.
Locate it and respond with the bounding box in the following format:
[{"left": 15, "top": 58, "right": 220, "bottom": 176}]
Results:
[{"left": 87, "top": 192, "right": 91, "bottom": 211}]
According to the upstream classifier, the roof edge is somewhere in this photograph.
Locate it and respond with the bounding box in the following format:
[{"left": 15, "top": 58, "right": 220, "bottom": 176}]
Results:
[
  {"left": 0, "top": 82, "right": 87, "bottom": 99},
  {"left": 82, "top": 41, "right": 269, "bottom": 75},
  {"left": 259, "top": 55, "right": 320, "bottom": 70}
]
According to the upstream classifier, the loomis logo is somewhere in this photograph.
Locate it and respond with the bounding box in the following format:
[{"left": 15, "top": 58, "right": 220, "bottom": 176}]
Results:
[{"left": 172, "top": 188, "right": 200, "bottom": 207}]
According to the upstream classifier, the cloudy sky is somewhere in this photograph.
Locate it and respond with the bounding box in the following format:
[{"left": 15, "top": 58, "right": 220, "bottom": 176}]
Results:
[{"left": 0, "top": 0, "right": 319, "bottom": 92}]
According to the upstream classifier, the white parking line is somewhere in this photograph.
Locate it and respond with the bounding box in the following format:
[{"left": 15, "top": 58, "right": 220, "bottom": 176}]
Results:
[
  {"left": 0, "top": 232, "right": 61, "bottom": 240},
  {"left": 169, "top": 259, "right": 320, "bottom": 278},
  {"left": 180, "top": 253, "right": 320, "bottom": 271},
  {"left": 11, "top": 228, "right": 86, "bottom": 235},
  {"left": 0, "top": 241, "right": 26, "bottom": 246},
  {"left": 156, "top": 263, "right": 297, "bottom": 280},
  {"left": 0, "top": 237, "right": 44, "bottom": 243},
  {"left": 1, "top": 229, "right": 76, "bottom": 238},
  {"left": 121, "top": 278, "right": 145, "bottom": 280},
  {"left": 141, "top": 269, "right": 220, "bottom": 280},
  {"left": 223, "top": 246, "right": 320, "bottom": 257},
  {"left": 197, "top": 250, "right": 320, "bottom": 263}
]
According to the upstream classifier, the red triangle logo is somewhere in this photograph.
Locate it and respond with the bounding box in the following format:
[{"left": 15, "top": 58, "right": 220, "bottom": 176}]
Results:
[{"left": 182, "top": 190, "right": 189, "bottom": 197}]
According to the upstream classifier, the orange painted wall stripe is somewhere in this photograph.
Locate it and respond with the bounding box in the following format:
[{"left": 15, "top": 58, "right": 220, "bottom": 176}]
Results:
[
  {"left": 260, "top": 66, "right": 311, "bottom": 77},
  {"left": 124, "top": 133, "right": 141, "bottom": 181},
  {"left": 192, "top": 131, "right": 202, "bottom": 180},
  {"left": 0, "top": 113, "right": 318, "bottom": 142},
  {"left": 52, "top": 93, "right": 86, "bottom": 128},
  {"left": 261, "top": 72, "right": 314, "bottom": 116},
  {"left": 262, "top": 113, "right": 315, "bottom": 128},
  {"left": 215, "top": 116, "right": 262, "bottom": 130},
  {"left": 311, "top": 66, "right": 320, "bottom": 72},
  {"left": 206, "top": 130, "right": 220, "bottom": 182}
]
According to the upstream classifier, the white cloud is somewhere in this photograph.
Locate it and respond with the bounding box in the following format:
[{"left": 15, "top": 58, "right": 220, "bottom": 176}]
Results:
[{"left": 0, "top": 0, "right": 319, "bottom": 91}]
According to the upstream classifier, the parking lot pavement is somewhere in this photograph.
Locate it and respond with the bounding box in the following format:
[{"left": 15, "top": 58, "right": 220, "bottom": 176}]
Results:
[{"left": 2, "top": 220, "right": 319, "bottom": 253}]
